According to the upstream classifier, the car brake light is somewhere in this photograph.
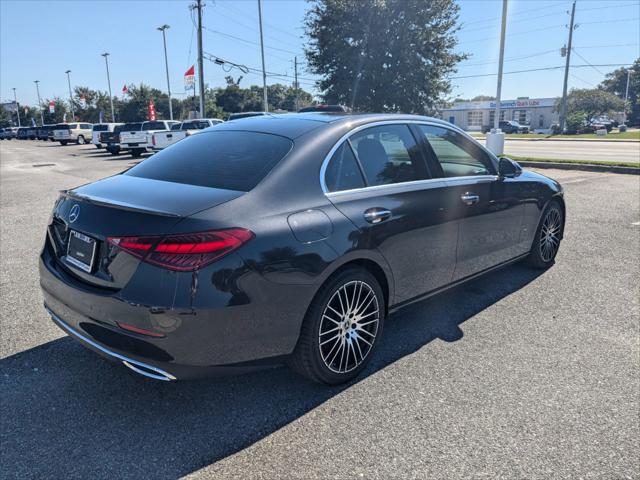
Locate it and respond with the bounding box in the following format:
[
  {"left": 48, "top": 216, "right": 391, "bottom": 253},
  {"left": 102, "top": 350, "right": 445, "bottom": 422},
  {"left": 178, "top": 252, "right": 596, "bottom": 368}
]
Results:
[
  {"left": 116, "top": 321, "right": 165, "bottom": 337},
  {"left": 107, "top": 228, "right": 253, "bottom": 271},
  {"left": 152, "top": 134, "right": 156, "bottom": 146}
]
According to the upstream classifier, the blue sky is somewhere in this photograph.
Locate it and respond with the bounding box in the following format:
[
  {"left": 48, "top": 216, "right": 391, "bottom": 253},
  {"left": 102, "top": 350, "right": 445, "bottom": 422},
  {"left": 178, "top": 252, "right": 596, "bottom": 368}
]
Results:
[{"left": 1, "top": 0, "right": 638, "bottom": 107}]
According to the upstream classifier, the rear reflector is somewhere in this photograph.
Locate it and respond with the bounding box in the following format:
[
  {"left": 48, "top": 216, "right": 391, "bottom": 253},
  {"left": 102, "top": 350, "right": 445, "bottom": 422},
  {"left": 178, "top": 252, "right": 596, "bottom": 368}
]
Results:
[
  {"left": 116, "top": 321, "right": 166, "bottom": 338},
  {"left": 107, "top": 228, "right": 253, "bottom": 271}
]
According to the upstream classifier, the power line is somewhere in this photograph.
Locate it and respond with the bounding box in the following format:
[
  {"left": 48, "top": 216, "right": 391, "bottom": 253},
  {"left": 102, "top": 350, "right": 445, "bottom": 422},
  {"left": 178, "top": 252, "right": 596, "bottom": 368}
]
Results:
[
  {"left": 571, "top": 49, "right": 605, "bottom": 75},
  {"left": 215, "top": 0, "right": 302, "bottom": 40},
  {"left": 569, "top": 73, "right": 596, "bottom": 87},
  {"left": 202, "top": 26, "right": 301, "bottom": 56},
  {"left": 461, "top": 3, "right": 569, "bottom": 27},
  {"left": 450, "top": 63, "right": 633, "bottom": 80},
  {"left": 459, "top": 49, "right": 557, "bottom": 68},
  {"left": 466, "top": 24, "right": 566, "bottom": 43},
  {"left": 574, "top": 43, "right": 640, "bottom": 49},
  {"left": 579, "top": 17, "right": 640, "bottom": 26}
]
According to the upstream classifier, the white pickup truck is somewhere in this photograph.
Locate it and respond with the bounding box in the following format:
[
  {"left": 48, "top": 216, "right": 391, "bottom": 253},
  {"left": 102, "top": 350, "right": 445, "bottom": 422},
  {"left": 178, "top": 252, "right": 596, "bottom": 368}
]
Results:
[
  {"left": 119, "top": 120, "right": 179, "bottom": 157},
  {"left": 151, "top": 118, "right": 223, "bottom": 151}
]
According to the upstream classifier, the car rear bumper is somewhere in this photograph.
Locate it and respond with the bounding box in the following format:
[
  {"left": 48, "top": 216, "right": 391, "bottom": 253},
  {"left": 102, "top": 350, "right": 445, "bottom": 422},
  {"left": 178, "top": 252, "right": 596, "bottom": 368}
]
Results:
[{"left": 39, "top": 240, "right": 316, "bottom": 380}]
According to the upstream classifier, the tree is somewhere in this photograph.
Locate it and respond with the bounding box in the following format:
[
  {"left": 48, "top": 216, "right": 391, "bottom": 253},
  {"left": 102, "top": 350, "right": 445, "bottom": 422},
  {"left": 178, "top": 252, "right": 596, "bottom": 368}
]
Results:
[
  {"left": 0, "top": 106, "right": 11, "bottom": 128},
  {"left": 118, "top": 84, "right": 166, "bottom": 122},
  {"left": 555, "top": 88, "right": 625, "bottom": 122},
  {"left": 42, "top": 97, "right": 68, "bottom": 124},
  {"left": 600, "top": 59, "right": 639, "bottom": 126},
  {"left": 471, "top": 95, "right": 496, "bottom": 101},
  {"left": 305, "top": 0, "right": 466, "bottom": 113}
]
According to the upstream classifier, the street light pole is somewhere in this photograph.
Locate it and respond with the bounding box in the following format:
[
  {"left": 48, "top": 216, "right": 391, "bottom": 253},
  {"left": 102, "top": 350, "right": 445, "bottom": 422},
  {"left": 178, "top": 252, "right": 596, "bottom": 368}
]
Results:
[
  {"left": 12, "top": 88, "right": 21, "bottom": 127},
  {"left": 257, "top": 0, "right": 268, "bottom": 112},
  {"left": 196, "top": 0, "right": 205, "bottom": 118},
  {"left": 65, "top": 70, "right": 75, "bottom": 120},
  {"left": 157, "top": 24, "right": 174, "bottom": 120},
  {"left": 34, "top": 80, "right": 44, "bottom": 126},
  {"left": 485, "top": 0, "right": 508, "bottom": 155},
  {"left": 101, "top": 52, "right": 116, "bottom": 122}
]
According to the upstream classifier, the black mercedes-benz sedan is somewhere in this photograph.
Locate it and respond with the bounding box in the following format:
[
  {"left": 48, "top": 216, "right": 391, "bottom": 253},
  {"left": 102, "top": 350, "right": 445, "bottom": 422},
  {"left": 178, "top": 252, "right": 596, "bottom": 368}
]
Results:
[{"left": 40, "top": 113, "right": 565, "bottom": 384}]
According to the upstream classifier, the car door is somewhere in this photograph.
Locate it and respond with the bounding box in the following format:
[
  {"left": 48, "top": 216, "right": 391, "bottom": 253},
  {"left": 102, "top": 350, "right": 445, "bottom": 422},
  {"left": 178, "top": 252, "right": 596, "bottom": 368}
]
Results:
[
  {"left": 323, "top": 123, "right": 458, "bottom": 304},
  {"left": 415, "top": 124, "right": 526, "bottom": 281}
]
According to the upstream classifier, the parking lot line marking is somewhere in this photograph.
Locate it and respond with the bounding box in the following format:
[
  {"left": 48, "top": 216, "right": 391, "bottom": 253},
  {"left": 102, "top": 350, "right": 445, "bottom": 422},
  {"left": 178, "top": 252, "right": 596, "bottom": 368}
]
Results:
[{"left": 632, "top": 221, "right": 640, "bottom": 226}]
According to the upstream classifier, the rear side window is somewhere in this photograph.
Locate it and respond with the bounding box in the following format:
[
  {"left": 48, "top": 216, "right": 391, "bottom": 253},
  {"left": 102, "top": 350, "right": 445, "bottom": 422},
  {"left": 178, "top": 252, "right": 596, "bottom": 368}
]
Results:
[
  {"left": 349, "top": 124, "right": 427, "bottom": 187},
  {"left": 80, "top": 123, "right": 92, "bottom": 129},
  {"left": 125, "top": 131, "right": 293, "bottom": 192},
  {"left": 324, "top": 143, "right": 365, "bottom": 192},
  {"left": 122, "top": 123, "right": 143, "bottom": 131},
  {"left": 68, "top": 124, "right": 78, "bottom": 129},
  {"left": 170, "top": 123, "right": 182, "bottom": 131},
  {"left": 182, "top": 120, "right": 210, "bottom": 130},
  {"left": 143, "top": 121, "right": 166, "bottom": 130}
]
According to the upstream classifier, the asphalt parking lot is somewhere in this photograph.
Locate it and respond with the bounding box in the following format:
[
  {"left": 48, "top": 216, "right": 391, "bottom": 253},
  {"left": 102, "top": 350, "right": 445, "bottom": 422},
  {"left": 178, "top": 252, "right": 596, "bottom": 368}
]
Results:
[{"left": 1, "top": 140, "right": 639, "bottom": 479}]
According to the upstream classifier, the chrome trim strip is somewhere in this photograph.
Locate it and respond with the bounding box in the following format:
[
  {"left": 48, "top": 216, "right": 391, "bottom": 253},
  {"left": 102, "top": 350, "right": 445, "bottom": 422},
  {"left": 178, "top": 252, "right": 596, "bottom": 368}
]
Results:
[
  {"left": 319, "top": 119, "right": 499, "bottom": 195},
  {"left": 46, "top": 306, "right": 177, "bottom": 381},
  {"left": 326, "top": 177, "right": 448, "bottom": 198}
]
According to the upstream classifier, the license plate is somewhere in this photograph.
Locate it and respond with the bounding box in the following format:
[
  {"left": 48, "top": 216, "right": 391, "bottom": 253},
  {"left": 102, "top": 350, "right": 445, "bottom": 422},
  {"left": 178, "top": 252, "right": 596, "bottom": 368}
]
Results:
[{"left": 66, "top": 231, "right": 97, "bottom": 273}]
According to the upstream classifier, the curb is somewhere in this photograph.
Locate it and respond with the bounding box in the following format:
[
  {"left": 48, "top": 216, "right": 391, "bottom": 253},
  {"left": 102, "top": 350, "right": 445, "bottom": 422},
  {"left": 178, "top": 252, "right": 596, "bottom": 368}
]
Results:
[
  {"left": 471, "top": 137, "right": 639, "bottom": 143},
  {"left": 519, "top": 161, "right": 640, "bottom": 175}
]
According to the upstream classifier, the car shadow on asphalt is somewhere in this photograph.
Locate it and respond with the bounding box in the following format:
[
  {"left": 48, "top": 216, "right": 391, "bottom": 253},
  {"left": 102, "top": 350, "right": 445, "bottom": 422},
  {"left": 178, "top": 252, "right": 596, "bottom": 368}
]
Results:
[{"left": 0, "top": 263, "right": 543, "bottom": 478}]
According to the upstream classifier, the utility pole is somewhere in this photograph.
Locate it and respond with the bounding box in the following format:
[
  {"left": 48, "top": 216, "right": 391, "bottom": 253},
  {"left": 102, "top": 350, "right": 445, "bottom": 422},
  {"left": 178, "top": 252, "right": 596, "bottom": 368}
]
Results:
[
  {"left": 559, "top": 1, "right": 577, "bottom": 132},
  {"left": 492, "top": 0, "right": 508, "bottom": 132},
  {"left": 65, "top": 70, "right": 75, "bottom": 120},
  {"left": 257, "top": 0, "right": 268, "bottom": 112},
  {"left": 158, "top": 24, "right": 174, "bottom": 120},
  {"left": 101, "top": 53, "right": 116, "bottom": 121},
  {"left": 196, "top": 0, "right": 205, "bottom": 118},
  {"left": 623, "top": 67, "right": 631, "bottom": 125},
  {"left": 294, "top": 56, "right": 299, "bottom": 111},
  {"left": 486, "top": 0, "right": 508, "bottom": 155},
  {"left": 12, "top": 88, "right": 21, "bottom": 127},
  {"left": 34, "top": 80, "right": 44, "bottom": 126}
]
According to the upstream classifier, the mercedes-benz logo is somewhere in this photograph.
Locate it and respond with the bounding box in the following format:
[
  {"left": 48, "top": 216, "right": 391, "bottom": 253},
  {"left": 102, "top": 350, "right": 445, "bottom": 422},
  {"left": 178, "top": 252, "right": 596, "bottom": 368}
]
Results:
[{"left": 68, "top": 204, "right": 80, "bottom": 223}]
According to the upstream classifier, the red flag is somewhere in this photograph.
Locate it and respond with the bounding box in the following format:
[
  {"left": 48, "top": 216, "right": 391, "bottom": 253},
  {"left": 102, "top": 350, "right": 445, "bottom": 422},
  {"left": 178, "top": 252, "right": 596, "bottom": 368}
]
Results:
[
  {"left": 122, "top": 84, "right": 128, "bottom": 93},
  {"left": 184, "top": 65, "right": 195, "bottom": 77},
  {"left": 148, "top": 99, "right": 156, "bottom": 121}
]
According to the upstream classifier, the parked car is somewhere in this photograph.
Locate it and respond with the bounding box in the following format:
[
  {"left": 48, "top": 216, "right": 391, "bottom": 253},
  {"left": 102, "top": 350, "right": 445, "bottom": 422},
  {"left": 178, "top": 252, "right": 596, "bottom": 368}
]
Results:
[
  {"left": 52, "top": 123, "right": 94, "bottom": 145},
  {"left": 102, "top": 124, "right": 130, "bottom": 155},
  {"left": 120, "top": 120, "right": 179, "bottom": 157},
  {"left": 91, "top": 123, "right": 122, "bottom": 149},
  {"left": 26, "top": 127, "right": 38, "bottom": 139},
  {"left": 298, "top": 104, "right": 351, "bottom": 113},
  {"left": 151, "top": 118, "right": 223, "bottom": 151},
  {"left": 39, "top": 113, "right": 565, "bottom": 384},
  {"left": 16, "top": 127, "right": 29, "bottom": 139},
  {"left": 0, "top": 128, "right": 6, "bottom": 139},
  {"left": 481, "top": 120, "right": 529, "bottom": 134},
  {"left": 37, "top": 125, "right": 55, "bottom": 141},
  {"left": 228, "top": 112, "right": 273, "bottom": 121},
  {"left": 3, "top": 127, "right": 18, "bottom": 139}
]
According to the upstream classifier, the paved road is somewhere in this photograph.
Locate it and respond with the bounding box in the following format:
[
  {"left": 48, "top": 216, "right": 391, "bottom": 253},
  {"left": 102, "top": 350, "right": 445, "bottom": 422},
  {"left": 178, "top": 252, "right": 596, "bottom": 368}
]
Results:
[
  {"left": 503, "top": 139, "right": 640, "bottom": 163},
  {"left": 1, "top": 141, "right": 639, "bottom": 479}
]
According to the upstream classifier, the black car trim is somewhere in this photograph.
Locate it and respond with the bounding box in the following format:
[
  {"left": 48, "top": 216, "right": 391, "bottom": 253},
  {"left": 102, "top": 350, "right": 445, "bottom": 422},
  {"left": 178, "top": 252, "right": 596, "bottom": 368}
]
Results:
[{"left": 45, "top": 305, "right": 177, "bottom": 381}]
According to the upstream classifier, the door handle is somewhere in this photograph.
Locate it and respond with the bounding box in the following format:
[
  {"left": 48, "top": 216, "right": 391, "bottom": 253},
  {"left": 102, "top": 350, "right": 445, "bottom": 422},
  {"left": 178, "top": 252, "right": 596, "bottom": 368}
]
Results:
[
  {"left": 363, "top": 208, "right": 391, "bottom": 224},
  {"left": 460, "top": 192, "right": 480, "bottom": 206}
]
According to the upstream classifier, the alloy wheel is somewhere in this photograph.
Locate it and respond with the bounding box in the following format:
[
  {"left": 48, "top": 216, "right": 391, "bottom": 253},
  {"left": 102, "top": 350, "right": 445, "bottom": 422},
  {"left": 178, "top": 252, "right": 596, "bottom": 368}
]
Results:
[
  {"left": 539, "top": 207, "right": 562, "bottom": 262},
  {"left": 319, "top": 280, "right": 380, "bottom": 374}
]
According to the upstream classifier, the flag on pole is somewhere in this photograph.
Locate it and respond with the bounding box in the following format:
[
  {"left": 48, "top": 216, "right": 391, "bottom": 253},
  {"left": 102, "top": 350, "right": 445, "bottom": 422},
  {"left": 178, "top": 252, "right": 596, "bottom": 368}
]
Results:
[
  {"left": 148, "top": 99, "right": 156, "bottom": 121},
  {"left": 49, "top": 100, "right": 55, "bottom": 114},
  {"left": 99, "top": 110, "right": 104, "bottom": 124},
  {"left": 122, "top": 84, "right": 128, "bottom": 94},
  {"left": 31, "top": 118, "right": 36, "bottom": 127},
  {"left": 184, "top": 65, "right": 195, "bottom": 91}
]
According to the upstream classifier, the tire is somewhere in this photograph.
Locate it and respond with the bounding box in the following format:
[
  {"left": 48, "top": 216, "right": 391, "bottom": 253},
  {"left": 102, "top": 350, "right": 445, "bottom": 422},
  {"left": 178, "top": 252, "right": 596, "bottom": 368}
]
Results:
[
  {"left": 60, "top": 141, "right": 68, "bottom": 146},
  {"left": 131, "top": 149, "right": 143, "bottom": 158},
  {"left": 288, "top": 267, "right": 385, "bottom": 384},
  {"left": 526, "top": 199, "right": 564, "bottom": 269},
  {"left": 77, "top": 135, "right": 85, "bottom": 145},
  {"left": 95, "top": 144, "right": 102, "bottom": 149}
]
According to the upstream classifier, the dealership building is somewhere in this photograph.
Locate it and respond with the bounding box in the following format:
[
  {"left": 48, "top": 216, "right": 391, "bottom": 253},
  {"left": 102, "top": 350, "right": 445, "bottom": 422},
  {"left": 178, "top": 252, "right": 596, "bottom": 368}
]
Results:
[{"left": 440, "top": 97, "right": 559, "bottom": 131}]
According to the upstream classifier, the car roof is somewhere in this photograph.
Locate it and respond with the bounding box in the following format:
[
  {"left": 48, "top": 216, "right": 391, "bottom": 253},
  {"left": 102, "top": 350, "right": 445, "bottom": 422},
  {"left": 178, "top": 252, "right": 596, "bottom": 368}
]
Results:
[{"left": 211, "top": 112, "right": 455, "bottom": 139}]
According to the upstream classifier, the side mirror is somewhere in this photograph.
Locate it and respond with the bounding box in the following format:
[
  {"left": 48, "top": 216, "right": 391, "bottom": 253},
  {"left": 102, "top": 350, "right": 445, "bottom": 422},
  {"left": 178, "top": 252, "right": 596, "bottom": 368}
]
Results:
[{"left": 498, "top": 157, "right": 521, "bottom": 178}]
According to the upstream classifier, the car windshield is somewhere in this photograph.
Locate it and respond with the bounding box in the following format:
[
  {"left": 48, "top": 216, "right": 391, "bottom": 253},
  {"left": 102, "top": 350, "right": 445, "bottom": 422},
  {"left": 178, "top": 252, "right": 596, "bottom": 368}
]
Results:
[
  {"left": 122, "top": 123, "right": 143, "bottom": 131},
  {"left": 142, "top": 121, "right": 166, "bottom": 130},
  {"left": 182, "top": 120, "right": 210, "bottom": 130},
  {"left": 93, "top": 124, "right": 109, "bottom": 131},
  {"left": 125, "top": 131, "right": 293, "bottom": 191}
]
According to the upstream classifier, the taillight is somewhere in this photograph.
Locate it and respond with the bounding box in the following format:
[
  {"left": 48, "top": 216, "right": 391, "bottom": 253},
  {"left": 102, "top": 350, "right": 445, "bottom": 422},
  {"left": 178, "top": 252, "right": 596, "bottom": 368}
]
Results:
[
  {"left": 151, "top": 134, "right": 156, "bottom": 146},
  {"left": 107, "top": 228, "right": 253, "bottom": 271}
]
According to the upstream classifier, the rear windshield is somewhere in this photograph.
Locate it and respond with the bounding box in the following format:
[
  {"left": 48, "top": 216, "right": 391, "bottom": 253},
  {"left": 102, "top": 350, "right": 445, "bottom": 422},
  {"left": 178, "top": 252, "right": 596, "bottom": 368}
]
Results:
[
  {"left": 171, "top": 123, "right": 182, "bottom": 131},
  {"left": 122, "top": 123, "right": 143, "bottom": 131},
  {"left": 93, "top": 124, "right": 109, "bottom": 131},
  {"left": 125, "top": 131, "right": 293, "bottom": 192},
  {"left": 182, "top": 120, "right": 210, "bottom": 130},
  {"left": 142, "top": 121, "right": 166, "bottom": 130}
]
